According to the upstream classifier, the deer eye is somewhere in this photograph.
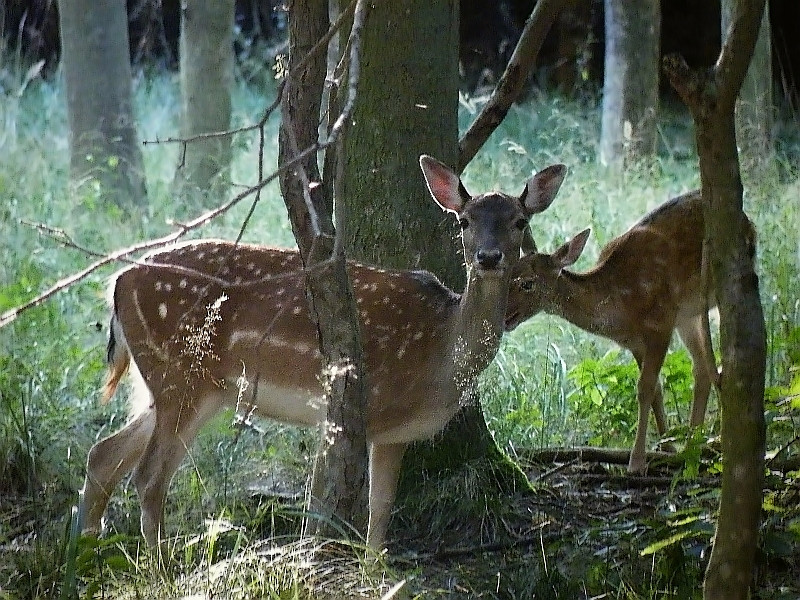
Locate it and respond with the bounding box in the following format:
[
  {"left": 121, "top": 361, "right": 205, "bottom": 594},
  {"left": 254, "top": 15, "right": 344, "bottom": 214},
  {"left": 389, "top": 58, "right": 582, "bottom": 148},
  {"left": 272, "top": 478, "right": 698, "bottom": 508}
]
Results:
[
  {"left": 520, "top": 280, "right": 534, "bottom": 292},
  {"left": 515, "top": 218, "right": 528, "bottom": 231},
  {"left": 458, "top": 218, "right": 469, "bottom": 230}
]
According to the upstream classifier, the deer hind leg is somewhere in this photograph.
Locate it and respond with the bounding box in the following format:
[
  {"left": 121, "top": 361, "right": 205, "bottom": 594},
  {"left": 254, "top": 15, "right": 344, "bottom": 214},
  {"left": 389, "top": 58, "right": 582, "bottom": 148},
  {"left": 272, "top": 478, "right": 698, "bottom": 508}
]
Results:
[
  {"left": 79, "top": 408, "right": 155, "bottom": 536},
  {"left": 677, "top": 315, "right": 717, "bottom": 428},
  {"left": 133, "top": 393, "right": 220, "bottom": 545},
  {"left": 629, "top": 344, "right": 669, "bottom": 474},
  {"left": 366, "top": 442, "right": 406, "bottom": 550}
]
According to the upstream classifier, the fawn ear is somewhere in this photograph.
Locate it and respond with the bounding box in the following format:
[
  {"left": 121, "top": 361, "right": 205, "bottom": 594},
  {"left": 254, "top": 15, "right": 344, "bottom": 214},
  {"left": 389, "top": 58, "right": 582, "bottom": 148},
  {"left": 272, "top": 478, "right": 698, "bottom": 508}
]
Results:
[
  {"left": 520, "top": 164, "right": 567, "bottom": 215},
  {"left": 552, "top": 228, "right": 591, "bottom": 268},
  {"left": 419, "top": 155, "right": 471, "bottom": 213}
]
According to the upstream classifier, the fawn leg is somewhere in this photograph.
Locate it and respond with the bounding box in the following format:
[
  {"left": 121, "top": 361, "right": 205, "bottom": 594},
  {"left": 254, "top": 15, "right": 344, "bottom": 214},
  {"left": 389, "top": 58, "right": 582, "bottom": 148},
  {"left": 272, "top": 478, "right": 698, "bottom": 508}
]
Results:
[
  {"left": 630, "top": 344, "right": 669, "bottom": 473},
  {"left": 677, "top": 315, "right": 717, "bottom": 428}
]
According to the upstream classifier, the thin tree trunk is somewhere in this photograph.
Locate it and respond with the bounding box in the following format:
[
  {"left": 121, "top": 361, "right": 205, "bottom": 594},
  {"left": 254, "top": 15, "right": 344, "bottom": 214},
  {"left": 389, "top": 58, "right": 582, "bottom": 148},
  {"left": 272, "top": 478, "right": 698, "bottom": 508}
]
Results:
[
  {"left": 174, "top": 0, "right": 235, "bottom": 207},
  {"left": 58, "top": 0, "right": 146, "bottom": 210},
  {"left": 279, "top": 0, "right": 369, "bottom": 540},
  {"left": 599, "top": 0, "right": 660, "bottom": 168},
  {"left": 664, "top": 1, "right": 767, "bottom": 597}
]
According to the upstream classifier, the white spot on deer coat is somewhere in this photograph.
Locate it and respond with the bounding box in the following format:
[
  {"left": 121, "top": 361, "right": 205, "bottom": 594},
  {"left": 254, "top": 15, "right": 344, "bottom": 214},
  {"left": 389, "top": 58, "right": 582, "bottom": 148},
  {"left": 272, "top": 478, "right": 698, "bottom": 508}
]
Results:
[{"left": 158, "top": 303, "right": 168, "bottom": 319}]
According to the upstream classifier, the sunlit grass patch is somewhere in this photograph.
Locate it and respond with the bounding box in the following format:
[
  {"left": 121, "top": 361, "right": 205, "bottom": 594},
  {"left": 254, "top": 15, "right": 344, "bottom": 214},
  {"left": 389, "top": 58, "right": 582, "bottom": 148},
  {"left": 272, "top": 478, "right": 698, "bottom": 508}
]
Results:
[{"left": 101, "top": 536, "right": 402, "bottom": 600}]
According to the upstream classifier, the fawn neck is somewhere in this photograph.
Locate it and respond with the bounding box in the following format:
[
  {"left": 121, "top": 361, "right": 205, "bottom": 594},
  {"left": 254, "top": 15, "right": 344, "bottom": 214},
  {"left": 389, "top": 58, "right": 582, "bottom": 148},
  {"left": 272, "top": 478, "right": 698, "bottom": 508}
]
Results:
[{"left": 545, "top": 269, "right": 621, "bottom": 337}]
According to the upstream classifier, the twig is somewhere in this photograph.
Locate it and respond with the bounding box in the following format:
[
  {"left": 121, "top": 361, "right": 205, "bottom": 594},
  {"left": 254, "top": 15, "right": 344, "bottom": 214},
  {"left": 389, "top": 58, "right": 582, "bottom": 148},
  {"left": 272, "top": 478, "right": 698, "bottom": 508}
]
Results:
[
  {"left": 767, "top": 434, "right": 800, "bottom": 473},
  {"left": 535, "top": 457, "right": 579, "bottom": 482},
  {"left": 326, "top": 0, "right": 364, "bottom": 146},
  {"left": 21, "top": 216, "right": 336, "bottom": 289},
  {"left": 573, "top": 473, "right": 677, "bottom": 488}
]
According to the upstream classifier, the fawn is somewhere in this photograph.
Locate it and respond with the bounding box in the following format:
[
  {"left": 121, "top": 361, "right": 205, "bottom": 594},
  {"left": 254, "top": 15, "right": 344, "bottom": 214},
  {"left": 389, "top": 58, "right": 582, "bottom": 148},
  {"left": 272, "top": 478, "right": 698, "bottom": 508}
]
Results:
[{"left": 506, "top": 190, "right": 755, "bottom": 473}]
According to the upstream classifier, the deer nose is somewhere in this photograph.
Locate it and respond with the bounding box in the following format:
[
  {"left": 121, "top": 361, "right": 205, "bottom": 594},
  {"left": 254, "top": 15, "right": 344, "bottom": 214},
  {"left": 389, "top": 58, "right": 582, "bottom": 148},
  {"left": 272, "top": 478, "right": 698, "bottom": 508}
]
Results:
[{"left": 475, "top": 248, "right": 503, "bottom": 269}]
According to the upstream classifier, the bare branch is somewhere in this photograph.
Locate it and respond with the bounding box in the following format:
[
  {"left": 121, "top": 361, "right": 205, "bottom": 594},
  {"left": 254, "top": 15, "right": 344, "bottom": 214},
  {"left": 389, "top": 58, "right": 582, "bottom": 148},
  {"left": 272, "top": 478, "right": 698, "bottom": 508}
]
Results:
[
  {"left": 458, "top": 0, "right": 563, "bottom": 173},
  {"left": 281, "top": 106, "right": 324, "bottom": 242},
  {"left": 1, "top": 144, "right": 319, "bottom": 328},
  {"left": 20, "top": 217, "right": 330, "bottom": 289},
  {"left": 662, "top": 53, "right": 713, "bottom": 121},
  {"left": 327, "top": 0, "right": 366, "bottom": 144},
  {"left": 715, "top": 0, "right": 768, "bottom": 110}
]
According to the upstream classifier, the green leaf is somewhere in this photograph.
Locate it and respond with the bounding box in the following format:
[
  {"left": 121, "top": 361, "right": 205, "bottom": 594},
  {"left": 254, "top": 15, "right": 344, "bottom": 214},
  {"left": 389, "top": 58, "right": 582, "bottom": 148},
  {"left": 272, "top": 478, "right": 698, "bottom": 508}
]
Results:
[{"left": 640, "top": 530, "right": 692, "bottom": 555}]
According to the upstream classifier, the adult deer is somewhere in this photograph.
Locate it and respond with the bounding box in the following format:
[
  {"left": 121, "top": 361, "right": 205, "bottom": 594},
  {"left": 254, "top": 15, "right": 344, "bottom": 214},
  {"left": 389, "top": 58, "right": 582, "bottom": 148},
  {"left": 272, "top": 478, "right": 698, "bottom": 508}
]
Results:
[
  {"left": 505, "top": 190, "right": 755, "bottom": 473},
  {"left": 79, "top": 156, "right": 567, "bottom": 550}
]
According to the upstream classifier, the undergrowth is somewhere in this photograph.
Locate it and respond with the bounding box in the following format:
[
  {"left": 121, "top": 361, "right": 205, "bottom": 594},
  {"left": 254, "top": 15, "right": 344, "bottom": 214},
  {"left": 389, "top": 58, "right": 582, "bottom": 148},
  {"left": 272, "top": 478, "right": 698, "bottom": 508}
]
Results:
[{"left": 1, "top": 46, "right": 798, "bottom": 599}]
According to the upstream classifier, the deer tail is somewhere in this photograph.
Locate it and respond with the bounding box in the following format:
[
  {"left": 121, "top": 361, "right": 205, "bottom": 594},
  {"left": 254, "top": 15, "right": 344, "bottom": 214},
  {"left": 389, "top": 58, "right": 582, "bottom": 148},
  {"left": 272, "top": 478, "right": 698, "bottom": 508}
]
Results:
[{"left": 102, "top": 314, "right": 130, "bottom": 403}]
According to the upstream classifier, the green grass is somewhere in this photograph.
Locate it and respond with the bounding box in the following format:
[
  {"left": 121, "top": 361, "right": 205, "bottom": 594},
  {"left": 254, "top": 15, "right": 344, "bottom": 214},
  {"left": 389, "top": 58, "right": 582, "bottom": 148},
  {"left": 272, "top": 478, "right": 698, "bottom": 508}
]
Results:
[{"left": 1, "top": 52, "right": 799, "bottom": 598}]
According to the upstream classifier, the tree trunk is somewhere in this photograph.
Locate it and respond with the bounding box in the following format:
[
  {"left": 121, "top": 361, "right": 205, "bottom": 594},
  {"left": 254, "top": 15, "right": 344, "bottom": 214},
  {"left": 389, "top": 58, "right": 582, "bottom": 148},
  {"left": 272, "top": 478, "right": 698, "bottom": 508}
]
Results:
[
  {"left": 337, "top": 0, "right": 463, "bottom": 287},
  {"left": 174, "top": 0, "right": 235, "bottom": 207},
  {"left": 722, "top": 0, "right": 773, "bottom": 175},
  {"left": 599, "top": 0, "right": 660, "bottom": 168},
  {"left": 663, "top": 1, "right": 768, "bottom": 597},
  {"left": 279, "top": 0, "right": 369, "bottom": 540},
  {"left": 336, "top": 0, "right": 529, "bottom": 548},
  {"left": 58, "top": 0, "right": 146, "bottom": 210}
]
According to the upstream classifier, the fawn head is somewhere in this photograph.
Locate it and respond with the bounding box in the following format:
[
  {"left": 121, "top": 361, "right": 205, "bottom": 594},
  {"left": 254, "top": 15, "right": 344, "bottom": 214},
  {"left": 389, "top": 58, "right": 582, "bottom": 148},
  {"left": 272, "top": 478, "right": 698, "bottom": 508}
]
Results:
[
  {"left": 506, "top": 228, "right": 591, "bottom": 330},
  {"left": 419, "top": 155, "right": 567, "bottom": 276}
]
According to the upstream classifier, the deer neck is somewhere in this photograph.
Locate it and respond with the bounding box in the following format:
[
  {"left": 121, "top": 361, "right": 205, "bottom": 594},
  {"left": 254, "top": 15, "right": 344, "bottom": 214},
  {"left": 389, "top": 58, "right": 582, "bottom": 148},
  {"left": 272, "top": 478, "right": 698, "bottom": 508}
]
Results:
[{"left": 451, "top": 267, "right": 511, "bottom": 382}]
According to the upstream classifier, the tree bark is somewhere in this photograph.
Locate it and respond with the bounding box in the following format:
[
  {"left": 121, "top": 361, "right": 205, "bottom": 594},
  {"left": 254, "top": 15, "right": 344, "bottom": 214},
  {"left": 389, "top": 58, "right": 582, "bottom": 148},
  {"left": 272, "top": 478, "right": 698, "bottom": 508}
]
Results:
[
  {"left": 338, "top": 0, "right": 463, "bottom": 286},
  {"left": 278, "top": 0, "right": 369, "bottom": 540},
  {"left": 599, "top": 0, "right": 660, "bottom": 168},
  {"left": 663, "top": 1, "right": 767, "bottom": 597},
  {"left": 722, "top": 0, "right": 773, "bottom": 175},
  {"left": 174, "top": 0, "right": 235, "bottom": 207},
  {"left": 335, "top": 0, "right": 530, "bottom": 547},
  {"left": 58, "top": 0, "right": 147, "bottom": 210}
]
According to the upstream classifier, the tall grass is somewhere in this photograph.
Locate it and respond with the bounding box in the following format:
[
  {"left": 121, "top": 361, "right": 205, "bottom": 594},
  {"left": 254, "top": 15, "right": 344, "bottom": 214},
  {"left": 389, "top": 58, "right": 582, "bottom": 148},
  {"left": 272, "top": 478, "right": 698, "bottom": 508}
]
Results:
[{"left": 1, "top": 52, "right": 798, "bottom": 598}]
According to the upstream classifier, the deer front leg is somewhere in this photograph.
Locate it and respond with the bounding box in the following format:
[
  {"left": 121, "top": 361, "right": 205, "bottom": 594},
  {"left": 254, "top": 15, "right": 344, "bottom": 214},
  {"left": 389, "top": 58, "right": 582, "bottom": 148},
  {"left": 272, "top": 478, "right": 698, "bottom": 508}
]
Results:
[
  {"left": 366, "top": 442, "right": 406, "bottom": 551},
  {"left": 629, "top": 345, "right": 669, "bottom": 473},
  {"left": 79, "top": 409, "right": 155, "bottom": 536}
]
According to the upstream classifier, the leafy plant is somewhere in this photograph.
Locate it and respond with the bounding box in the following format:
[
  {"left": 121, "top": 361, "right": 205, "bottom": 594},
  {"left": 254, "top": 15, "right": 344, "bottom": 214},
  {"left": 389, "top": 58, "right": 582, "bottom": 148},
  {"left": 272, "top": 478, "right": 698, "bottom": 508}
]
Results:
[{"left": 567, "top": 350, "right": 640, "bottom": 447}]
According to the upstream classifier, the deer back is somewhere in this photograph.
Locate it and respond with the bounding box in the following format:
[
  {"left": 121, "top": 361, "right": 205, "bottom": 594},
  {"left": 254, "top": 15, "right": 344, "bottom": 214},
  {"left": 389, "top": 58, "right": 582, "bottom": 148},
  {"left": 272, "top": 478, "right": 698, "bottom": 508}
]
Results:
[{"left": 111, "top": 241, "right": 463, "bottom": 440}]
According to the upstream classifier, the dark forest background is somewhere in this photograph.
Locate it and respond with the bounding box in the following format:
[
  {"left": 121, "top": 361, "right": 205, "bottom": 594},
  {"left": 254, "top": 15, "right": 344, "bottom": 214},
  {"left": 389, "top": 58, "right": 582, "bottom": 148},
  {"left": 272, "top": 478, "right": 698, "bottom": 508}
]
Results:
[{"left": 3, "top": 0, "right": 799, "bottom": 108}]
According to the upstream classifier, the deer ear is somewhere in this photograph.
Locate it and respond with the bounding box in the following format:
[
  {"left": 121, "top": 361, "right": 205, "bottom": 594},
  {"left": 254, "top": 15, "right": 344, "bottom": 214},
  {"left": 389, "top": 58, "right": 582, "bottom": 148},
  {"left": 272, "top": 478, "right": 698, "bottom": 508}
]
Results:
[
  {"left": 520, "top": 164, "right": 567, "bottom": 215},
  {"left": 419, "top": 155, "right": 470, "bottom": 213},
  {"left": 553, "top": 228, "right": 591, "bottom": 268}
]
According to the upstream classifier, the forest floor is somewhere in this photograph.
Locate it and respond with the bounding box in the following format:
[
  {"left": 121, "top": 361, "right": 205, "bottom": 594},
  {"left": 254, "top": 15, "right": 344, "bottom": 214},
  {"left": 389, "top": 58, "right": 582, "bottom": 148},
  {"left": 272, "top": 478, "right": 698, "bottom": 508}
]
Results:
[{"left": 381, "top": 451, "right": 800, "bottom": 599}]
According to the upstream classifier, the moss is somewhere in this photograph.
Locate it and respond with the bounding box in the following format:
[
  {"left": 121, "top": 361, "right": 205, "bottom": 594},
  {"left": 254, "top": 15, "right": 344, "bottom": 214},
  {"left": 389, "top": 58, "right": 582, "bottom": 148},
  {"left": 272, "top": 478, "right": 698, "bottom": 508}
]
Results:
[{"left": 392, "top": 404, "right": 533, "bottom": 549}]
